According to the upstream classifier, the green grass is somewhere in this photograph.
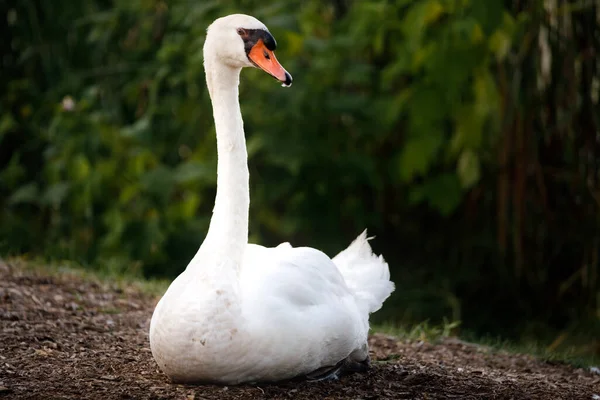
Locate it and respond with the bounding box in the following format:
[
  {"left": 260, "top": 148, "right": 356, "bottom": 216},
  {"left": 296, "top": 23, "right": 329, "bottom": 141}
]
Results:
[
  {"left": 2, "top": 255, "right": 169, "bottom": 298},
  {"left": 373, "top": 319, "right": 461, "bottom": 343},
  {"left": 373, "top": 321, "right": 600, "bottom": 368},
  {"left": 461, "top": 332, "right": 600, "bottom": 369}
]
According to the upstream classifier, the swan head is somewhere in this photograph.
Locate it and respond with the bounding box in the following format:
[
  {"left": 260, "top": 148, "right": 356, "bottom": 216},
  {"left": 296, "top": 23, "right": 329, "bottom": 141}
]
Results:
[{"left": 204, "top": 14, "right": 292, "bottom": 87}]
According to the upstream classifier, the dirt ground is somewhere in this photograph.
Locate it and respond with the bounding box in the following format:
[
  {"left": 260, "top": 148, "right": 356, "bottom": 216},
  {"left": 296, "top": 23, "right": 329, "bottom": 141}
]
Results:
[{"left": 0, "top": 260, "right": 598, "bottom": 400}]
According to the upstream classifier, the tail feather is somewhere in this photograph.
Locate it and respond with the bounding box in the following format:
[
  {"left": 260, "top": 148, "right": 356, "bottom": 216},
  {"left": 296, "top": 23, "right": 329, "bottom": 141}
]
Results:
[{"left": 332, "top": 230, "right": 395, "bottom": 314}]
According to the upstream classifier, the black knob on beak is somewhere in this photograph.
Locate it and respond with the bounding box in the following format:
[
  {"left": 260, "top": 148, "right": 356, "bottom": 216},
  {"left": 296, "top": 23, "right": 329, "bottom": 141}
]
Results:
[{"left": 283, "top": 71, "right": 293, "bottom": 87}]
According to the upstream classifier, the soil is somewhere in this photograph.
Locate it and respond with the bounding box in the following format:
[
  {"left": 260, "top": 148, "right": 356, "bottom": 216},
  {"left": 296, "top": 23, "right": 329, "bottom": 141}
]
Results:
[{"left": 0, "top": 260, "right": 598, "bottom": 400}]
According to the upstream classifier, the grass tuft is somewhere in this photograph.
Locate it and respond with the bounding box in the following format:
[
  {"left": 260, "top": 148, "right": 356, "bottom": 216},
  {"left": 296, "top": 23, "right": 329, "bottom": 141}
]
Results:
[
  {"left": 373, "top": 319, "right": 460, "bottom": 343},
  {"left": 373, "top": 321, "right": 600, "bottom": 368},
  {"left": 1, "top": 255, "right": 169, "bottom": 298}
]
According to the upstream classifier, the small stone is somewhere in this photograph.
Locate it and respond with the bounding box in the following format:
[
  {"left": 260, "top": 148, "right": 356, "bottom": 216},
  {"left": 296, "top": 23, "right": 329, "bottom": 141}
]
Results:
[{"left": 34, "top": 348, "right": 50, "bottom": 356}]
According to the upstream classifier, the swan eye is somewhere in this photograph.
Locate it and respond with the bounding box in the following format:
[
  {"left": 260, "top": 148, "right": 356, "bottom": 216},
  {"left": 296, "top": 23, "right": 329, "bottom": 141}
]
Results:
[
  {"left": 237, "top": 28, "right": 246, "bottom": 36},
  {"left": 263, "top": 51, "right": 270, "bottom": 60}
]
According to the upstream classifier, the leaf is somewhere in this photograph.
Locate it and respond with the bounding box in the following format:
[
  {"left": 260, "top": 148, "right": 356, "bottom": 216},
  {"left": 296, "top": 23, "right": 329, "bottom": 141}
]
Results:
[
  {"left": 471, "top": 0, "right": 504, "bottom": 35},
  {"left": 120, "top": 118, "right": 150, "bottom": 139},
  {"left": 41, "top": 182, "right": 71, "bottom": 206},
  {"left": 474, "top": 69, "right": 499, "bottom": 118},
  {"left": 397, "top": 134, "right": 443, "bottom": 182},
  {"left": 119, "top": 184, "right": 141, "bottom": 205},
  {"left": 141, "top": 165, "right": 175, "bottom": 203},
  {"left": 471, "top": 23, "right": 484, "bottom": 44},
  {"left": 407, "top": 86, "right": 446, "bottom": 128},
  {"left": 380, "top": 89, "right": 412, "bottom": 129},
  {"left": 69, "top": 155, "right": 91, "bottom": 182},
  {"left": 489, "top": 28, "right": 512, "bottom": 61},
  {"left": 9, "top": 183, "right": 39, "bottom": 205},
  {"left": 176, "top": 193, "right": 201, "bottom": 219},
  {"left": 0, "top": 153, "right": 25, "bottom": 188},
  {"left": 411, "top": 42, "right": 437, "bottom": 71},
  {"left": 401, "top": 0, "right": 445, "bottom": 50},
  {"left": 285, "top": 31, "right": 304, "bottom": 55},
  {"left": 450, "top": 106, "right": 483, "bottom": 155},
  {"left": 424, "top": 0, "right": 444, "bottom": 25},
  {"left": 457, "top": 150, "right": 481, "bottom": 188},
  {"left": 0, "top": 113, "right": 16, "bottom": 135},
  {"left": 174, "top": 162, "right": 215, "bottom": 185},
  {"left": 409, "top": 174, "right": 463, "bottom": 216}
]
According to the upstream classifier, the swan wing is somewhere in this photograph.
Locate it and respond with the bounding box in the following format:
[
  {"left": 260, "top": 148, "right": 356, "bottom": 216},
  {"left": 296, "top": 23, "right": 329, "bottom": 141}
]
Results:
[{"left": 238, "top": 243, "right": 368, "bottom": 379}]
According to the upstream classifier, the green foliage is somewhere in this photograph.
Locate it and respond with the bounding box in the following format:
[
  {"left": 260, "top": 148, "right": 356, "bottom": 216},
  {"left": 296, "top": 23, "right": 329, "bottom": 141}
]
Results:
[
  {"left": 1, "top": 0, "right": 599, "bottom": 346},
  {"left": 376, "top": 318, "right": 462, "bottom": 344}
]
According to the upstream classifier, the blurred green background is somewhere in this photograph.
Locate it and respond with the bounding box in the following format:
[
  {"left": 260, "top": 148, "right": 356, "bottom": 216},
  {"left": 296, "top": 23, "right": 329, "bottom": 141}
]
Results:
[{"left": 1, "top": 0, "right": 599, "bottom": 355}]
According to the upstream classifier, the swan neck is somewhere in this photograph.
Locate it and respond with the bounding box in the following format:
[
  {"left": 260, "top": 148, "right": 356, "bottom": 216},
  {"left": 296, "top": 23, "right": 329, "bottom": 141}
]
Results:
[{"left": 200, "top": 60, "right": 249, "bottom": 270}]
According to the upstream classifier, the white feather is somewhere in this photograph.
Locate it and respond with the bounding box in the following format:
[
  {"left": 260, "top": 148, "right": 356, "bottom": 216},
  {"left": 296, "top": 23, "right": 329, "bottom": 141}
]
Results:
[
  {"left": 148, "top": 14, "right": 394, "bottom": 385},
  {"left": 332, "top": 230, "right": 395, "bottom": 314}
]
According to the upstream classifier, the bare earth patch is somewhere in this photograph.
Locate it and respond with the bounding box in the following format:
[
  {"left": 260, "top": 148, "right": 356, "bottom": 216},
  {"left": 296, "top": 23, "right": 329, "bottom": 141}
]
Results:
[{"left": 0, "top": 261, "right": 598, "bottom": 400}]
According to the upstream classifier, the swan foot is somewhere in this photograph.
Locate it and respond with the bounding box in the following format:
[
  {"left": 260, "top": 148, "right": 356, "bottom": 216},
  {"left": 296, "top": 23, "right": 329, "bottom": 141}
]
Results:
[
  {"left": 341, "top": 354, "right": 371, "bottom": 374},
  {"left": 305, "top": 360, "right": 344, "bottom": 381},
  {"left": 304, "top": 355, "right": 371, "bottom": 382}
]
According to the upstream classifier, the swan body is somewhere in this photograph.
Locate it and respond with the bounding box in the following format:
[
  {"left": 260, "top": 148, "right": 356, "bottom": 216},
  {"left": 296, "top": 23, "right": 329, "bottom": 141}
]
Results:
[{"left": 149, "top": 14, "right": 394, "bottom": 385}]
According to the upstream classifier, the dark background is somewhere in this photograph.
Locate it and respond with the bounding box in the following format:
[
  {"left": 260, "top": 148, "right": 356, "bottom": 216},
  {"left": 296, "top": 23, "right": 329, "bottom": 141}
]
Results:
[{"left": 1, "top": 0, "right": 599, "bottom": 354}]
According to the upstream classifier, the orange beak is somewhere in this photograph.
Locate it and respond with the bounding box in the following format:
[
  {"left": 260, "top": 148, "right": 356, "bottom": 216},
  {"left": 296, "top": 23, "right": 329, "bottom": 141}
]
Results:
[{"left": 248, "top": 39, "right": 292, "bottom": 87}]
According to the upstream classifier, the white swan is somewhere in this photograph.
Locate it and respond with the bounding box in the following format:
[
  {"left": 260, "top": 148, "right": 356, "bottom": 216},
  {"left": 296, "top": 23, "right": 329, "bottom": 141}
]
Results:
[{"left": 149, "top": 14, "right": 394, "bottom": 385}]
